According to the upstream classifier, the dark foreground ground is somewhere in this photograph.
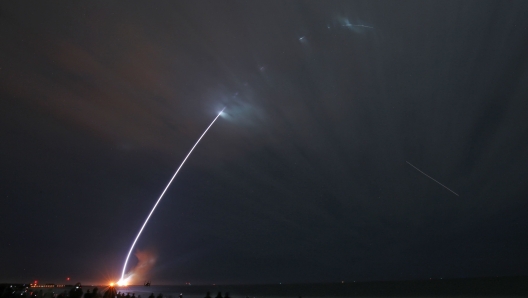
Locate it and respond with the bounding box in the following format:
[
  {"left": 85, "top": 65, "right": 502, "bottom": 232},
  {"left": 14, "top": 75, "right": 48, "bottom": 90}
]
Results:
[{"left": 2, "top": 276, "right": 527, "bottom": 297}]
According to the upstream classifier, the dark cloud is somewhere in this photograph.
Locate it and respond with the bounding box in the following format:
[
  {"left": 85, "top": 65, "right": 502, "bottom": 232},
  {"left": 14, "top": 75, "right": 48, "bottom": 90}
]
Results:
[{"left": 1, "top": 0, "right": 528, "bottom": 285}]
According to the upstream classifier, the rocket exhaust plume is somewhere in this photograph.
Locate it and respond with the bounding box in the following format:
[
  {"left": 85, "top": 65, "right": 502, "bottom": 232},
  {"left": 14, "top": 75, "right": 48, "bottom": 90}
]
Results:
[
  {"left": 120, "top": 250, "right": 157, "bottom": 285},
  {"left": 119, "top": 108, "right": 225, "bottom": 284}
]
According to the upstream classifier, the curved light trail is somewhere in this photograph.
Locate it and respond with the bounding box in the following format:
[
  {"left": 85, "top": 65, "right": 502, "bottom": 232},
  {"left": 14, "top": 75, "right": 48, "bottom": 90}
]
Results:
[{"left": 119, "top": 108, "right": 225, "bottom": 283}]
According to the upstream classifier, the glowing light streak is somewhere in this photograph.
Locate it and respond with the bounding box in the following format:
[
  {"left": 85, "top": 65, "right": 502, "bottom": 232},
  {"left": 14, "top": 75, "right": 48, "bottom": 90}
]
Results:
[
  {"left": 406, "top": 161, "right": 459, "bottom": 196},
  {"left": 342, "top": 24, "right": 374, "bottom": 29},
  {"left": 119, "top": 108, "right": 226, "bottom": 282}
]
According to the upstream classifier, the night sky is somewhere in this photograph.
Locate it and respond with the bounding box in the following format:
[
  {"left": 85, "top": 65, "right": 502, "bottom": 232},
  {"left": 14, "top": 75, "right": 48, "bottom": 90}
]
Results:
[{"left": 1, "top": 0, "right": 528, "bottom": 286}]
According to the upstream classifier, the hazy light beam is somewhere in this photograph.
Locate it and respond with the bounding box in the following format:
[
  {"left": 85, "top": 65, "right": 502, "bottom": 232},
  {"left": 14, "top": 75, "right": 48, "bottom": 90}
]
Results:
[
  {"left": 120, "top": 108, "right": 225, "bottom": 282},
  {"left": 406, "top": 161, "right": 459, "bottom": 196},
  {"left": 342, "top": 24, "right": 374, "bottom": 29}
]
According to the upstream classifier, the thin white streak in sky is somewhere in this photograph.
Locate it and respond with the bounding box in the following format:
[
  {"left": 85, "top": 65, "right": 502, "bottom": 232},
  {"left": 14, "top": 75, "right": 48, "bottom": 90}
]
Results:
[
  {"left": 342, "top": 24, "right": 374, "bottom": 29},
  {"left": 406, "top": 161, "right": 459, "bottom": 197}
]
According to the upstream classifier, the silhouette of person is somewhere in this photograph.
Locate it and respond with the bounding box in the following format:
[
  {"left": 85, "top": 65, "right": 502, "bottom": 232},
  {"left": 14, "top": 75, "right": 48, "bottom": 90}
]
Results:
[
  {"left": 204, "top": 292, "right": 211, "bottom": 298},
  {"left": 103, "top": 287, "right": 116, "bottom": 298},
  {"left": 215, "top": 292, "right": 222, "bottom": 298},
  {"left": 148, "top": 294, "right": 155, "bottom": 298},
  {"left": 132, "top": 294, "right": 136, "bottom": 298},
  {"left": 125, "top": 293, "right": 131, "bottom": 298},
  {"left": 224, "top": 293, "right": 230, "bottom": 298},
  {"left": 179, "top": 294, "right": 182, "bottom": 298}
]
